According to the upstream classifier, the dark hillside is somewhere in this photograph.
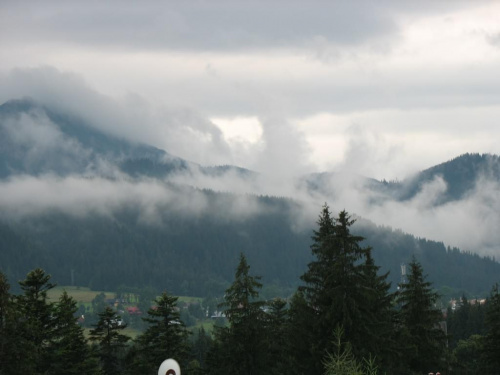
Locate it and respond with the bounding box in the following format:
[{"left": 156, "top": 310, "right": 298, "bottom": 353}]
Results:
[
  {"left": 2, "top": 98, "right": 500, "bottom": 298},
  {"left": 398, "top": 153, "right": 500, "bottom": 203},
  {"left": 2, "top": 193, "right": 499, "bottom": 297}
]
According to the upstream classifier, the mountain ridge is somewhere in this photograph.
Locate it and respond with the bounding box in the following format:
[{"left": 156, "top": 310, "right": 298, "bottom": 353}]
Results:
[{"left": 1, "top": 98, "right": 499, "bottom": 297}]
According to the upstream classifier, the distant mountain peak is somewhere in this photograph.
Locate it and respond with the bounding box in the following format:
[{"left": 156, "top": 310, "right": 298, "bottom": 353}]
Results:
[{"left": 0, "top": 98, "right": 255, "bottom": 180}]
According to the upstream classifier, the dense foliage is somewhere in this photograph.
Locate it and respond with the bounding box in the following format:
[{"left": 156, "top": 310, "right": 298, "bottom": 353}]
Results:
[
  {"left": 1, "top": 206, "right": 500, "bottom": 374},
  {"left": 2, "top": 99, "right": 500, "bottom": 299},
  {"left": 1, "top": 198, "right": 499, "bottom": 299},
  {"left": 397, "top": 257, "right": 447, "bottom": 373},
  {"left": 298, "top": 207, "right": 395, "bottom": 373}
]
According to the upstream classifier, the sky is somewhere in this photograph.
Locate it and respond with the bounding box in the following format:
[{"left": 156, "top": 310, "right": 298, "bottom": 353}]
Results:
[
  {"left": 2, "top": 1, "right": 500, "bottom": 255},
  {"left": 2, "top": 0, "right": 500, "bottom": 180}
]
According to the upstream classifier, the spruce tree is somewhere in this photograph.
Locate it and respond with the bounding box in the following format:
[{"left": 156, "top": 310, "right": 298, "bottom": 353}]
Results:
[
  {"left": 51, "top": 291, "right": 98, "bottom": 374},
  {"left": 286, "top": 290, "right": 316, "bottom": 375},
  {"left": 0, "top": 272, "right": 27, "bottom": 375},
  {"left": 359, "top": 251, "right": 398, "bottom": 370},
  {"left": 191, "top": 326, "right": 212, "bottom": 370},
  {"left": 397, "top": 257, "right": 446, "bottom": 373},
  {"left": 128, "top": 291, "right": 190, "bottom": 373},
  {"left": 15, "top": 268, "right": 57, "bottom": 373},
  {"left": 264, "top": 298, "right": 289, "bottom": 375},
  {"left": 481, "top": 283, "right": 500, "bottom": 374},
  {"left": 299, "top": 206, "right": 388, "bottom": 374},
  {"left": 89, "top": 306, "right": 130, "bottom": 375},
  {"left": 207, "top": 253, "right": 265, "bottom": 375}
]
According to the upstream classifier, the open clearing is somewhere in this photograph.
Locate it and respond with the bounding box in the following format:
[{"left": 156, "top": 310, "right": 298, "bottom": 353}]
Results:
[{"left": 47, "top": 286, "right": 115, "bottom": 304}]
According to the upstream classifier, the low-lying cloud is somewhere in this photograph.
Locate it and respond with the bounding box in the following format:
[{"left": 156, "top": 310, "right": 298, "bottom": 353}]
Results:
[
  {"left": 2, "top": 67, "right": 500, "bottom": 258},
  {"left": 0, "top": 174, "right": 274, "bottom": 226},
  {"left": 2, "top": 164, "right": 500, "bottom": 258}
]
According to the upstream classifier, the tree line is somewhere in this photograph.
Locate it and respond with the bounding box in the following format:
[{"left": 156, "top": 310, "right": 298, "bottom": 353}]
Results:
[
  {"left": 2, "top": 194, "right": 500, "bottom": 299},
  {"left": 1, "top": 205, "right": 500, "bottom": 374}
]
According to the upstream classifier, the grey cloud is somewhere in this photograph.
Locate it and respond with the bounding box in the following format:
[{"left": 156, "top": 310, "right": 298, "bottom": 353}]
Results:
[
  {"left": 0, "top": 175, "right": 203, "bottom": 223},
  {"left": 2, "top": 2, "right": 498, "bottom": 122},
  {"left": 0, "top": 173, "right": 275, "bottom": 227},
  {"left": 0, "top": 1, "right": 398, "bottom": 51},
  {"left": 2, "top": 0, "right": 483, "bottom": 53},
  {"left": 301, "top": 170, "right": 500, "bottom": 257},
  {"left": 0, "top": 67, "right": 234, "bottom": 167},
  {"left": 337, "top": 124, "right": 405, "bottom": 179},
  {"left": 486, "top": 32, "right": 500, "bottom": 48},
  {"left": 0, "top": 107, "right": 119, "bottom": 177},
  {"left": 249, "top": 115, "right": 314, "bottom": 196}
]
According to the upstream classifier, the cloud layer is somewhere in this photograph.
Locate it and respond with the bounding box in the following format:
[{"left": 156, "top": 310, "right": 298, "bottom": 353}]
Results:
[{"left": 2, "top": 2, "right": 500, "bottom": 257}]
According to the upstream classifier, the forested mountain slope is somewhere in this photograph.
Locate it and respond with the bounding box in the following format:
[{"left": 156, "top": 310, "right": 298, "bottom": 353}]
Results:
[
  {"left": 1, "top": 98, "right": 499, "bottom": 297},
  {"left": 1, "top": 193, "right": 499, "bottom": 297},
  {"left": 0, "top": 99, "right": 253, "bottom": 179}
]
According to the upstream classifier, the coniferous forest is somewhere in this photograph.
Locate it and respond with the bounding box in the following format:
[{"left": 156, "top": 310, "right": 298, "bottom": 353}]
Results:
[{"left": 1, "top": 206, "right": 500, "bottom": 375}]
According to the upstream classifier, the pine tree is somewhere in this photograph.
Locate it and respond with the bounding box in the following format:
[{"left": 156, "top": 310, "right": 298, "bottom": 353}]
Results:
[
  {"left": 481, "top": 283, "right": 500, "bottom": 374},
  {"left": 397, "top": 257, "right": 446, "bottom": 373},
  {"left": 207, "top": 253, "right": 266, "bottom": 375},
  {"left": 128, "top": 291, "right": 190, "bottom": 373},
  {"left": 89, "top": 306, "right": 130, "bottom": 375}
]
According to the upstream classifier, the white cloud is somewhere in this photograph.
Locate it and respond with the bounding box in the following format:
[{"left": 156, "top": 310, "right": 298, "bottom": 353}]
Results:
[{"left": 0, "top": 67, "right": 236, "bottom": 167}]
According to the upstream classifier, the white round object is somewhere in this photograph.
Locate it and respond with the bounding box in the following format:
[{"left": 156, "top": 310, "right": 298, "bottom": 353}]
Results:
[{"left": 158, "top": 358, "right": 181, "bottom": 375}]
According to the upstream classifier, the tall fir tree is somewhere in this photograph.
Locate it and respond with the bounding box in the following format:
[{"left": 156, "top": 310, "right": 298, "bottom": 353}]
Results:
[
  {"left": 50, "top": 291, "right": 98, "bottom": 374},
  {"left": 127, "top": 291, "right": 190, "bottom": 374},
  {"left": 207, "top": 253, "right": 266, "bottom": 375},
  {"left": 481, "top": 283, "right": 500, "bottom": 374},
  {"left": 359, "top": 251, "right": 399, "bottom": 370},
  {"left": 0, "top": 271, "right": 27, "bottom": 375},
  {"left": 191, "top": 326, "right": 213, "bottom": 371},
  {"left": 299, "top": 205, "right": 392, "bottom": 374},
  {"left": 286, "top": 290, "right": 316, "bottom": 375},
  {"left": 397, "top": 257, "right": 446, "bottom": 373},
  {"left": 89, "top": 306, "right": 130, "bottom": 375},
  {"left": 15, "top": 268, "right": 57, "bottom": 374},
  {"left": 263, "top": 298, "right": 289, "bottom": 375}
]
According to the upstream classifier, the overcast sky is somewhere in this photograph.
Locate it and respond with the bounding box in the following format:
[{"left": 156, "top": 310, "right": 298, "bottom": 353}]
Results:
[{"left": 2, "top": 0, "right": 500, "bottom": 181}]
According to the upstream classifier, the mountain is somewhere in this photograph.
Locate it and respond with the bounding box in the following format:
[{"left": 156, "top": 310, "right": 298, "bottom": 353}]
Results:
[
  {"left": 302, "top": 153, "right": 500, "bottom": 205},
  {"left": 398, "top": 153, "right": 500, "bottom": 202},
  {"left": 0, "top": 98, "right": 254, "bottom": 180},
  {"left": 1, "top": 98, "right": 499, "bottom": 298}
]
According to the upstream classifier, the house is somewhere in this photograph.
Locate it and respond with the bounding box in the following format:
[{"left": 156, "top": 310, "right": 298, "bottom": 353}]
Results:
[{"left": 126, "top": 306, "right": 142, "bottom": 316}]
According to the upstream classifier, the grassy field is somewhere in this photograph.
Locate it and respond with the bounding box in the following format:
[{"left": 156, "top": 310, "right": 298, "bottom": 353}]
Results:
[
  {"left": 47, "top": 286, "right": 213, "bottom": 338},
  {"left": 178, "top": 295, "right": 203, "bottom": 303},
  {"left": 47, "top": 286, "right": 115, "bottom": 304},
  {"left": 48, "top": 286, "right": 203, "bottom": 305}
]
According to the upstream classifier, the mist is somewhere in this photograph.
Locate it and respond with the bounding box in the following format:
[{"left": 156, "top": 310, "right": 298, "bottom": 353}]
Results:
[{"left": 1, "top": 67, "right": 500, "bottom": 257}]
